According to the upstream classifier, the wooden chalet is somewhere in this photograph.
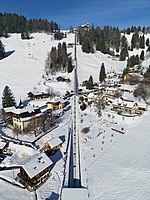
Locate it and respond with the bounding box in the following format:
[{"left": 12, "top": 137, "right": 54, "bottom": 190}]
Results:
[
  {"left": 18, "top": 153, "right": 53, "bottom": 191},
  {"left": 124, "top": 73, "right": 143, "bottom": 84},
  {"left": 112, "top": 100, "right": 146, "bottom": 115},
  {"left": 28, "top": 91, "right": 49, "bottom": 100},
  {"left": 47, "top": 98, "right": 64, "bottom": 110},
  {"left": 44, "top": 137, "right": 62, "bottom": 154}
]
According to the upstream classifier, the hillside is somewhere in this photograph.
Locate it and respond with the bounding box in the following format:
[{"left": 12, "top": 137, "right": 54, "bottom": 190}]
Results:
[{"left": 1, "top": 31, "right": 150, "bottom": 200}]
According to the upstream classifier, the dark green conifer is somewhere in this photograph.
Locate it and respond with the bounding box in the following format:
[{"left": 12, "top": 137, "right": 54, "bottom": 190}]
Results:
[
  {"left": 99, "top": 63, "right": 106, "bottom": 83},
  {"left": 2, "top": 86, "right": 16, "bottom": 108},
  {"left": 0, "top": 40, "right": 5, "bottom": 59}
]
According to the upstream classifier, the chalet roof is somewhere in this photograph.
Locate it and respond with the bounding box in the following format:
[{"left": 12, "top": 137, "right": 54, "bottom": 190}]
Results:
[
  {"left": 47, "top": 97, "right": 65, "bottom": 104},
  {"left": 128, "top": 73, "right": 143, "bottom": 79},
  {"left": 47, "top": 137, "right": 62, "bottom": 148},
  {"left": 124, "top": 102, "right": 137, "bottom": 108},
  {"left": 20, "top": 112, "right": 42, "bottom": 122},
  {"left": 21, "top": 153, "right": 53, "bottom": 179},
  {"left": 28, "top": 90, "right": 47, "bottom": 96},
  {"left": 0, "top": 140, "right": 7, "bottom": 150},
  {"left": 3, "top": 106, "right": 16, "bottom": 113},
  {"left": 29, "top": 99, "right": 49, "bottom": 108},
  {"left": 4, "top": 105, "right": 41, "bottom": 117},
  {"left": 112, "top": 99, "right": 137, "bottom": 108}
]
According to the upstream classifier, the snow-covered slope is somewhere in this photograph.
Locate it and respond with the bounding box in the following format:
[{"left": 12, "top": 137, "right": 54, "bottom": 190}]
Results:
[
  {"left": 0, "top": 33, "right": 74, "bottom": 105},
  {"left": 1, "top": 32, "right": 150, "bottom": 105}
]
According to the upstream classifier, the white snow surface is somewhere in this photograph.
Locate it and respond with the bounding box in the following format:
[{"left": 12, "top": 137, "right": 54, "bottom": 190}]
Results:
[{"left": 1, "top": 32, "right": 150, "bottom": 200}]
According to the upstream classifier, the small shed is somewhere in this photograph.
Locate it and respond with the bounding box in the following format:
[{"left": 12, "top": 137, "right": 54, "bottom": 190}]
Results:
[{"left": 44, "top": 137, "right": 62, "bottom": 154}]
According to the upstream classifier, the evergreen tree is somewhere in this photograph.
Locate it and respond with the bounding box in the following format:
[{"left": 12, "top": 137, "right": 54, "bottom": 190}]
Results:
[
  {"left": 57, "top": 42, "right": 62, "bottom": 70},
  {"left": 144, "top": 65, "right": 150, "bottom": 78},
  {"left": 2, "top": 86, "right": 16, "bottom": 108},
  {"left": 119, "top": 44, "right": 128, "bottom": 61},
  {"left": 0, "top": 40, "right": 5, "bottom": 59},
  {"left": 99, "top": 63, "right": 106, "bottom": 83},
  {"left": 67, "top": 57, "right": 73, "bottom": 73},
  {"left": 137, "top": 26, "right": 141, "bottom": 32},
  {"left": 126, "top": 28, "right": 131, "bottom": 34},
  {"left": 146, "top": 38, "right": 149, "bottom": 47},
  {"left": 82, "top": 38, "right": 94, "bottom": 53},
  {"left": 50, "top": 47, "right": 57, "bottom": 74},
  {"left": 140, "top": 50, "right": 144, "bottom": 61},
  {"left": 131, "top": 32, "right": 140, "bottom": 49},
  {"left": 139, "top": 35, "right": 145, "bottom": 49},
  {"left": 86, "top": 75, "right": 94, "bottom": 89},
  {"left": 121, "top": 35, "right": 127, "bottom": 48},
  {"left": 142, "top": 27, "right": 145, "bottom": 34},
  {"left": 127, "top": 55, "right": 140, "bottom": 68},
  {"left": 61, "top": 42, "right": 68, "bottom": 71},
  {"left": 122, "top": 67, "right": 130, "bottom": 79}
]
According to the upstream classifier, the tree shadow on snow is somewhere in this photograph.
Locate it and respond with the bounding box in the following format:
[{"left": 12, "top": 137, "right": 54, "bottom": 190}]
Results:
[
  {"left": 5, "top": 50, "right": 15, "bottom": 57},
  {"left": 46, "top": 192, "right": 59, "bottom": 200}
]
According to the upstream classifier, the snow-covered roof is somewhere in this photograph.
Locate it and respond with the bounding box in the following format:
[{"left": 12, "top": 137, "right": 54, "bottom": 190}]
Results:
[
  {"left": 28, "top": 90, "right": 47, "bottom": 96},
  {"left": 47, "top": 137, "right": 62, "bottom": 149},
  {"left": 20, "top": 112, "right": 42, "bottom": 122},
  {"left": 105, "top": 87, "right": 117, "bottom": 91},
  {"left": 47, "top": 97, "right": 65, "bottom": 104},
  {"left": 21, "top": 153, "right": 53, "bottom": 179},
  {"left": 62, "top": 188, "right": 88, "bottom": 200},
  {"left": 3, "top": 106, "right": 16, "bottom": 113},
  {"left": 4, "top": 105, "right": 36, "bottom": 115},
  {"left": 128, "top": 73, "right": 143, "bottom": 79},
  {"left": 137, "top": 103, "right": 147, "bottom": 109},
  {"left": 29, "top": 99, "right": 49, "bottom": 108},
  {"left": 0, "top": 140, "right": 7, "bottom": 150}
]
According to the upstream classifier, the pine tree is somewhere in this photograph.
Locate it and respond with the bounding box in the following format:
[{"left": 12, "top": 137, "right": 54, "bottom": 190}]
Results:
[
  {"left": 126, "top": 28, "right": 131, "bottom": 35},
  {"left": 99, "top": 63, "right": 106, "bottom": 83},
  {"left": 127, "top": 55, "right": 140, "bottom": 68},
  {"left": 146, "top": 38, "right": 149, "bottom": 47},
  {"left": 0, "top": 40, "right": 5, "bottom": 59},
  {"left": 142, "top": 27, "right": 145, "bottom": 34},
  {"left": 139, "top": 35, "right": 145, "bottom": 49},
  {"left": 119, "top": 44, "right": 128, "bottom": 61},
  {"left": 2, "top": 86, "right": 16, "bottom": 108},
  {"left": 131, "top": 32, "right": 140, "bottom": 49},
  {"left": 67, "top": 57, "right": 73, "bottom": 73},
  {"left": 144, "top": 65, "right": 150, "bottom": 78},
  {"left": 57, "top": 42, "right": 62, "bottom": 70},
  {"left": 61, "top": 42, "right": 67, "bottom": 72},
  {"left": 50, "top": 47, "right": 57, "bottom": 74},
  {"left": 140, "top": 50, "right": 144, "bottom": 61},
  {"left": 121, "top": 35, "right": 127, "bottom": 48},
  {"left": 86, "top": 75, "right": 94, "bottom": 89}
]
